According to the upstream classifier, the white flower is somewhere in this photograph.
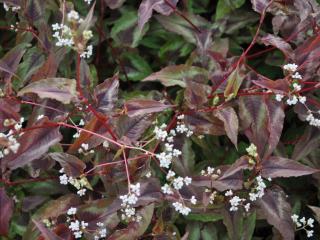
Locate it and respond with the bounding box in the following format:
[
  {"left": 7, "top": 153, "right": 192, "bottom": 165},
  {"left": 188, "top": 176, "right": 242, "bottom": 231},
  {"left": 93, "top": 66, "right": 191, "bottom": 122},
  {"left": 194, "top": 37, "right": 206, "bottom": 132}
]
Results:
[
  {"left": 154, "top": 126, "right": 168, "bottom": 141},
  {"left": 166, "top": 170, "right": 176, "bottom": 180},
  {"left": 286, "top": 95, "right": 298, "bottom": 105},
  {"left": 244, "top": 203, "right": 251, "bottom": 212},
  {"left": 74, "top": 231, "right": 82, "bottom": 238},
  {"left": 103, "top": 141, "right": 109, "bottom": 148},
  {"left": 3, "top": 3, "right": 9, "bottom": 11},
  {"left": 37, "top": 114, "right": 44, "bottom": 120},
  {"left": 69, "top": 220, "right": 80, "bottom": 231},
  {"left": 67, "top": 10, "right": 80, "bottom": 21},
  {"left": 130, "top": 183, "right": 141, "bottom": 196},
  {"left": 184, "top": 176, "right": 192, "bottom": 186},
  {"left": 80, "top": 45, "right": 93, "bottom": 59},
  {"left": 225, "top": 190, "right": 233, "bottom": 196},
  {"left": 96, "top": 222, "right": 104, "bottom": 227},
  {"left": 177, "top": 114, "right": 185, "bottom": 120},
  {"left": 161, "top": 184, "right": 173, "bottom": 195},
  {"left": 298, "top": 96, "right": 306, "bottom": 104},
  {"left": 292, "top": 72, "right": 302, "bottom": 79},
  {"left": 275, "top": 94, "right": 284, "bottom": 102},
  {"left": 292, "top": 83, "right": 301, "bottom": 92},
  {"left": 99, "top": 228, "right": 107, "bottom": 238},
  {"left": 173, "top": 177, "right": 184, "bottom": 190},
  {"left": 77, "top": 189, "right": 87, "bottom": 196},
  {"left": 229, "top": 196, "right": 243, "bottom": 211},
  {"left": 157, "top": 152, "right": 172, "bottom": 168},
  {"left": 67, "top": 207, "right": 77, "bottom": 215},
  {"left": 172, "top": 202, "right": 191, "bottom": 216},
  {"left": 283, "top": 63, "right": 298, "bottom": 72},
  {"left": 145, "top": 171, "right": 152, "bottom": 178},
  {"left": 84, "top": 0, "right": 92, "bottom": 4},
  {"left": 306, "top": 230, "right": 314, "bottom": 238},
  {"left": 59, "top": 174, "right": 69, "bottom": 185},
  {"left": 172, "top": 149, "right": 182, "bottom": 157},
  {"left": 190, "top": 196, "right": 197, "bottom": 205},
  {"left": 307, "top": 218, "right": 314, "bottom": 228}
]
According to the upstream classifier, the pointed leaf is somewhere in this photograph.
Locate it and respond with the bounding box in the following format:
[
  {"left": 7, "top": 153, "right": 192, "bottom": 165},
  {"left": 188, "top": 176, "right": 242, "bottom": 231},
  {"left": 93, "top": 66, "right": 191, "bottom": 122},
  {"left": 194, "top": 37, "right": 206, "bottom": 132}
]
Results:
[
  {"left": 261, "top": 34, "right": 293, "bottom": 58},
  {"left": 3, "top": 118, "right": 62, "bottom": 170},
  {"left": 224, "top": 65, "right": 245, "bottom": 100},
  {"left": 33, "top": 220, "right": 63, "bottom": 240},
  {"left": 257, "top": 187, "right": 295, "bottom": 240},
  {"left": 0, "top": 188, "right": 13, "bottom": 236},
  {"left": 125, "top": 99, "right": 173, "bottom": 117},
  {"left": 261, "top": 156, "right": 318, "bottom": 178},
  {"left": 49, "top": 153, "right": 86, "bottom": 177},
  {"left": 215, "top": 107, "right": 239, "bottom": 147},
  {"left": 251, "top": 0, "right": 272, "bottom": 14},
  {"left": 138, "top": 0, "right": 178, "bottom": 30},
  {"left": 94, "top": 74, "right": 119, "bottom": 114},
  {"left": 143, "top": 65, "right": 208, "bottom": 88},
  {"left": 18, "top": 78, "right": 77, "bottom": 104}
]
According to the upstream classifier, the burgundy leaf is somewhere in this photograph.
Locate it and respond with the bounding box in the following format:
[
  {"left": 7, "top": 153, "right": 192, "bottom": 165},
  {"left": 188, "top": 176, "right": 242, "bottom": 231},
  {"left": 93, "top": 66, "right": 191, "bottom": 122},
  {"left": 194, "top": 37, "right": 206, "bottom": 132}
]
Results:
[
  {"left": 0, "top": 188, "right": 13, "bottom": 236},
  {"left": 22, "top": 195, "right": 48, "bottom": 212},
  {"left": 252, "top": 78, "right": 290, "bottom": 93},
  {"left": 257, "top": 187, "right": 295, "bottom": 240},
  {"left": 138, "top": 0, "right": 178, "bottom": 30},
  {"left": 94, "top": 74, "right": 119, "bottom": 114},
  {"left": 79, "top": 59, "right": 92, "bottom": 98},
  {"left": 184, "top": 81, "right": 209, "bottom": 109},
  {"left": 33, "top": 220, "right": 63, "bottom": 240},
  {"left": 49, "top": 153, "right": 86, "bottom": 177},
  {"left": 292, "top": 127, "right": 320, "bottom": 161},
  {"left": 260, "top": 34, "right": 293, "bottom": 58},
  {"left": 24, "top": 0, "right": 44, "bottom": 23},
  {"left": 125, "top": 99, "right": 173, "bottom": 117},
  {"left": 3, "top": 118, "right": 62, "bottom": 170},
  {"left": 250, "top": 0, "right": 272, "bottom": 13},
  {"left": 78, "top": 2, "right": 96, "bottom": 33},
  {"left": 0, "top": 43, "right": 27, "bottom": 81},
  {"left": 18, "top": 78, "right": 78, "bottom": 104},
  {"left": 215, "top": 107, "right": 239, "bottom": 147},
  {"left": 239, "top": 96, "right": 284, "bottom": 159},
  {"left": 264, "top": 97, "right": 285, "bottom": 158},
  {"left": 116, "top": 115, "right": 153, "bottom": 142},
  {"left": 261, "top": 156, "right": 318, "bottom": 178}
]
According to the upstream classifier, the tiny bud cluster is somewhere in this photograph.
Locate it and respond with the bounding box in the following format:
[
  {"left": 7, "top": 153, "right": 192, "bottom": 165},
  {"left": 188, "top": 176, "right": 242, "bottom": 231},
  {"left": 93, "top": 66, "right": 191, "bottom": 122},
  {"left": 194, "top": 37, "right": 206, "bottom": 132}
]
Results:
[
  {"left": 59, "top": 168, "right": 90, "bottom": 196},
  {"left": 291, "top": 214, "right": 314, "bottom": 238},
  {"left": 246, "top": 143, "right": 258, "bottom": 158},
  {"left": 0, "top": 118, "right": 24, "bottom": 158},
  {"left": 119, "top": 183, "right": 142, "bottom": 222},
  {"left": 78, "top": 143, "right": 94, "bottom": 155}
]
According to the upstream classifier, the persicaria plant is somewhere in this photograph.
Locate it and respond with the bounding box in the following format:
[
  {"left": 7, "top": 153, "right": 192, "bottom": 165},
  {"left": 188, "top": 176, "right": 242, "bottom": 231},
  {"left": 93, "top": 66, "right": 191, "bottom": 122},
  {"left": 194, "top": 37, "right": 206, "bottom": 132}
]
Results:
[{"left": 1, "top": 0, "right": 320, "bottom": 239}]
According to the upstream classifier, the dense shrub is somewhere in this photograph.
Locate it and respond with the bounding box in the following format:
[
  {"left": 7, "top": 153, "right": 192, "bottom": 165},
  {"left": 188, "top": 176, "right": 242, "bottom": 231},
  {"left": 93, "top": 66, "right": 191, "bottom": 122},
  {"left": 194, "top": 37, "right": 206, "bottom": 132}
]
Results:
[{"left": 0, "top": 0, "right": 320, "bottom": 239}]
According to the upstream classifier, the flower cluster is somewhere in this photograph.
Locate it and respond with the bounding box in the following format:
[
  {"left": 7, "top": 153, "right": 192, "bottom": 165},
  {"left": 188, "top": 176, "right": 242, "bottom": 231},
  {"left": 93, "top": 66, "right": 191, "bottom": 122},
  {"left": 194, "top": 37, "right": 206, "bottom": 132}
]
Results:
[
  {"left": 78, "top": 143, "right": 94, "bottom": 155},
  {"left": 172, "top": 202, "right": 191, "bottom": 216},
  {"left": 246, "top": 143, "right": 258, "bottom": 158},
  {"left": 119, "top": 183, "right": 142, "bottom": 222},
  {"left": 201, "top": 166, "right": 221, "bottom": 178},
  {"left": 3, "top": 3, "right": 20, "bottom": 12},
  {"left": 0, "top": 118, "right": 24, "bottom": 158},
  {"left": 59, "top": 168, "right": 90, "bottom": 196},
  {"left": 292, "top": 214, "right": 314, "bottom": 238},
  {"left": 275, "top": 63, "right": 305, "bottom": 105},
  {"left": 225, "top": 175, "right": 268, "bottom": 212},
  {"left": 65, "top": 206, "right": 89, "bottom": 239},
  {"left": 154, "top": 115, "right": 192, "bottom": 168},
  {"left": 94, "top": 222, "right": 108, "bottom": 240},
  {"left": 52, "top": 9, "right": 93, "bottom": 58}
]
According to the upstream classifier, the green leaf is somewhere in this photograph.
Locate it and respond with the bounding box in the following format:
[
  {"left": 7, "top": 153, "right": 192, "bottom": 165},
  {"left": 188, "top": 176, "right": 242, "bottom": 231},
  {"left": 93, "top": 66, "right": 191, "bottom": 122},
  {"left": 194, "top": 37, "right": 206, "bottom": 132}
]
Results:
[
  {"left": 224, "top": 65, "right": 246, "bottom": 101},
  {"left": 185, "top": 213, "right": 223, "bottom": 222},
  {"left": 216, "top": 0, "right": 246, "bottom": 20},
  {"left": 143, "top": 64, "right": 208, "bottom": 87}
]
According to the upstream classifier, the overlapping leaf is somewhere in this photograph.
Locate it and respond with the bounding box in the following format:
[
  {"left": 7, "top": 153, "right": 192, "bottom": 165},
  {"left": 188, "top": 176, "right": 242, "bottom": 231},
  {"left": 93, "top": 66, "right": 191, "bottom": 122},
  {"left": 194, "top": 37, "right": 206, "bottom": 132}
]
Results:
[{"left": 0, "top": 188, "right": 13, "bottom": 236}]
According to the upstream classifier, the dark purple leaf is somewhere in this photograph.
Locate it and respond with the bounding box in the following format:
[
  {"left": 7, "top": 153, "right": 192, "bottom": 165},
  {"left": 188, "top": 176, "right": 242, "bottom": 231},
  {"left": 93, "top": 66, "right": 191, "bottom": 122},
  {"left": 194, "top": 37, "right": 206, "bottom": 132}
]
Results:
[
  {"left": 239, "top": 96, "right": 284, "bottom": 159},
  {"left": 125, "top": 99, "right": 173, "bottom": 117},
  {"left": 0, "top": 188, "right": 13, "bottom": 236},
  {"left": 116, "top": 115, "right": 153, "bottom": 142},
  {"left": 260, "top": 34, "right": 293, "bottom": 58},
  {"left": 215, "top": 107, "right": 239, "bottom": 147},
  {"left": 252, "top": 78, "right": 290, "bottom": 93},
  {"left": 3, "top": 118, "right": 62, "bottom": 170},
  {"left": 79, "top": 59, "right": 92, "bottom": 99},
  {"left": 0, "top": 43, "right": 28, "bottom": 81},
  {"left": 33, "top": 220, "right": 63, "bottom": 240},
  {"left": 138, "top": 0, "right": 178, "bottom": 30},
  {"left": 193, "top": 156, "right": 250, "bottom": 191},
  {"left": 94, "top": 74, "right": 119, "bottom": 114},
  {"left": 24, "top": 0, "right": 44, "bottom": 23},
  {"left": 292, "top": 127, "right": 320, "bottom": 161},
  {"left": 261, "top": 156, "right": 318, "bottom": 178},
  {"left": 104, "top": 0, "right": 126, "bottom": 9},
  {"left": 184, "top": 81, "right": 209, "bottom": 109},
  {"left": 22, "top": 195, "right": 48, "bottom": 212},
  {"left": 257, "top": 187, "right": 295, "bottom": 240},
  {"left": 49, "top": 153, "right": 86, "bottom": 177},
  {"left": 18, "top": 78, "right": 78, "bottom": 104}
]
